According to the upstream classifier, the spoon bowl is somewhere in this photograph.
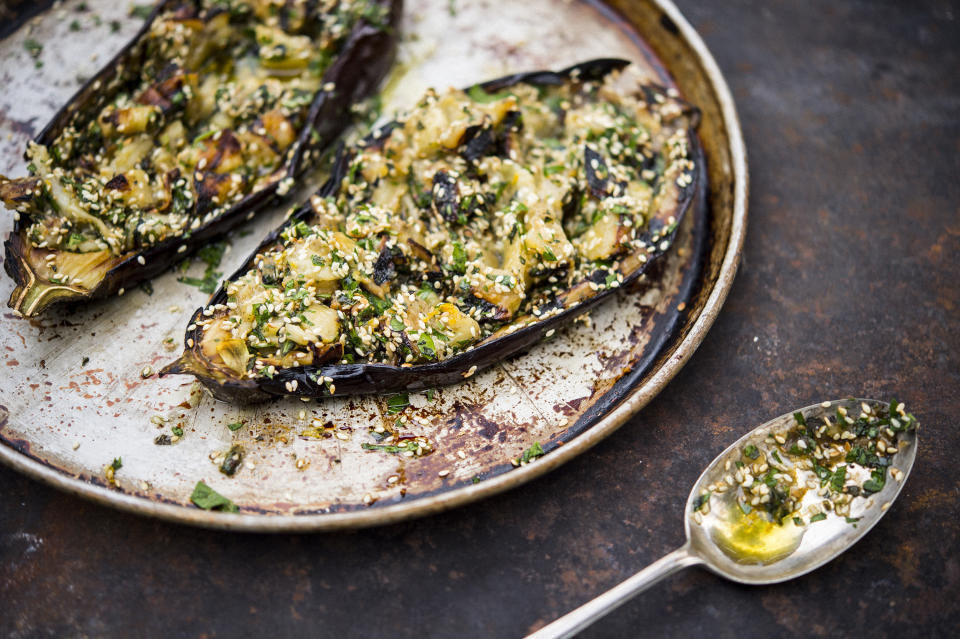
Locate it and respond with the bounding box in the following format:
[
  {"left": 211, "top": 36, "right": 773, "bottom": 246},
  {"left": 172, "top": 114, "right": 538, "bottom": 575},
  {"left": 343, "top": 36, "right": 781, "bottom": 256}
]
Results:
[
  {"left": 528, "top": 398, "right": 919, "bottom": 638},
  {"left": 685, "top": 398, "right": 918, "bottom": 584}
]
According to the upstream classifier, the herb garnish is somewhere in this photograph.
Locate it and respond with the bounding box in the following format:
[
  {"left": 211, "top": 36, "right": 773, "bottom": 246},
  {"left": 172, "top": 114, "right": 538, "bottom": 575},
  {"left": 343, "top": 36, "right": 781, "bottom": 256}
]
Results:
[
  {"left": 219, "top": 445, "right": 244, "bottom": 476},
  {"left": 519, "top": 442, "right": 545, "bottom": 464},
  {"left": 692, "top": 492, "right": 711, "bottom": 512},
  {"left": 129, "top": 4, "right": 153, "bottom": 19},
  {"left": 190, "top": 481, "right": 238, "bottom": 512},
  {"left": 178, "top": 241, "right": 227, "bottom": 293},
  {"left": 467, "top": 85, "right": 512, "bottom": 104},
  {"left": 386, "top": 393, "right": 409, "bottom": 414}
]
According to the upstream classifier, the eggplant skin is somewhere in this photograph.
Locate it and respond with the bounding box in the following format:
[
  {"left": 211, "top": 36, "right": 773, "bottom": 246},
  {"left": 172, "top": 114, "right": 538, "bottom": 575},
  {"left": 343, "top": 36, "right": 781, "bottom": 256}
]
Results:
[
  {"left": 164, "top": 59, "right": 704, "bottom": 404},
  {"left": 1, "top": 0, "right": 402, "bottom": 317}
]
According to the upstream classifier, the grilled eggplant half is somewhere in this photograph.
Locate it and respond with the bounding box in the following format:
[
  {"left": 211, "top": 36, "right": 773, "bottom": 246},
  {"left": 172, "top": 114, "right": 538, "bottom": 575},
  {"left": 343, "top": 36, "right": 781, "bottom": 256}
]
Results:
[
  {"left": 163, "top": 58, "right": 702, "bottom": 403},
  {"left": 0, "top": 0, "right": 401, "bottom": 316}
]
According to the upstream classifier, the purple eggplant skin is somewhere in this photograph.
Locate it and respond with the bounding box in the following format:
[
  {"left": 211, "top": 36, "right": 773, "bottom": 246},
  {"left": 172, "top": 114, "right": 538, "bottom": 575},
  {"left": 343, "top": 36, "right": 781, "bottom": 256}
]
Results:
[
  {"left": 163, "top": 58, "right": 703, "bottom": 404},
  {"left": 2, "top": 0, "right": 402, "bottom": 317}
]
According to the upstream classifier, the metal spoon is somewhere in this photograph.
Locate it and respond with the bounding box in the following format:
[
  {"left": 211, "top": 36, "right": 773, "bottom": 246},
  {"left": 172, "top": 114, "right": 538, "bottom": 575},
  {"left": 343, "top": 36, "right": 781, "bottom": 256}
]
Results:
[{"left": 527, "top": 398, "right": 918, "bottom": 639}]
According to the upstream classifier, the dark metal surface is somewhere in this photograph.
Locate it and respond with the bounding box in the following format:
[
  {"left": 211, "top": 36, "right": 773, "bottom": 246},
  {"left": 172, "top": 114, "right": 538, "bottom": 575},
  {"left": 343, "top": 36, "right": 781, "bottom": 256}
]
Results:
[{"left": 1, "top": 0, "right": 958, "bottom": 636}]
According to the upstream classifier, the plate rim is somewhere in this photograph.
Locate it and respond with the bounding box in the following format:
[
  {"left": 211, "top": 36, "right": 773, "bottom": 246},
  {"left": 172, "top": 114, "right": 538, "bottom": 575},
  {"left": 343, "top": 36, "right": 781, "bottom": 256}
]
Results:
[{"left": 0, "top": 0, "right": 748, "bottom": 532}]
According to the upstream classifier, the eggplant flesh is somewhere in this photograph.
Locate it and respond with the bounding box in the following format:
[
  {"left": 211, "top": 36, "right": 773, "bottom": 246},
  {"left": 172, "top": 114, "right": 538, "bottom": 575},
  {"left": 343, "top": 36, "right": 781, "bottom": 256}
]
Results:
[
  {"left": 164, "top": 58, "right": 702, "bottom": 403},
  {"left": 1, "top": 0, "right": 402, "bottom": 316}
]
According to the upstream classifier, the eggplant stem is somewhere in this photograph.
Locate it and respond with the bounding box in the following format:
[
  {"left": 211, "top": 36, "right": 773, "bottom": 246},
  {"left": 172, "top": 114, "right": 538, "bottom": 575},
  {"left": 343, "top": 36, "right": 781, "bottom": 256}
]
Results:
[
  {"left": 160, "top": 350, "right": 224, "bottom": 381},
  {"left": 7, "top": 256, "right": 86, "bottom": 317}
]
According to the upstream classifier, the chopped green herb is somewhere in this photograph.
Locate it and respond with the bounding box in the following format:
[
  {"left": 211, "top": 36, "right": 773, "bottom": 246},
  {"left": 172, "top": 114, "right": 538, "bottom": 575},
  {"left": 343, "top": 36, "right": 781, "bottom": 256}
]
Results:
[
  {"left": 179, "top": 241, "right": 227, "bottom": 293},
  {"left": 172, "top": 425, "right": 184, "bottom": 437},
  {"left": 179, "top": 273, "right": 222, "bottom": 293},
  {"left": 743, "top": 444, "right": 760, "bottom": 459},
  {"left": 520, "top": 442, "right": 545, "bottom": 463},
  {"left": 467, "top": 84, "right": 512, "bottom": 104},
  {"left": 451, "top": 241, "right": 467, "bottom": 274},
  {"left": 862, "top": 468, "right": 887, "bottom": 494},
  {"left": 830, "top": 464, "right": 847, "bottom": 493},
  {"left": 227, "top": 421, "right": 244, "bottom": 432},
  {"left": 361, "top": 442, "right": 404, "bottom": 453},
  {"left": 219, "top": 445, "right": 244, "bottom": 476},
  {"left": 129, "top": 4, "right": 154, "bottom": 19},
  {"left": 386, "top": 392, "right": 410, "bottom": 414},
  {"left": 110, "top": 457, "right": 123, "bottom": 471},
  {"left": 809, "top": 513, "right": 827, "bottom": 523},
  {"left": 692, "top": 492, "right": 711, "bottom": 512},
  {"left": 190, "top": 481, "right": 238, "bottom": 512},
  {"left": 23, "top": 39, "right": 43, "bottom": 58}
]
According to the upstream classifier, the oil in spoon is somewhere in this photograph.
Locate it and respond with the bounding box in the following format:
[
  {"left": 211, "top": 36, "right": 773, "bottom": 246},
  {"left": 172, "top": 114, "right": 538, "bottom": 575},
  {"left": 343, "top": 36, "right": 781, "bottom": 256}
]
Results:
[{"left": 691, "top": 399, "right": 918, "bottom": 566}]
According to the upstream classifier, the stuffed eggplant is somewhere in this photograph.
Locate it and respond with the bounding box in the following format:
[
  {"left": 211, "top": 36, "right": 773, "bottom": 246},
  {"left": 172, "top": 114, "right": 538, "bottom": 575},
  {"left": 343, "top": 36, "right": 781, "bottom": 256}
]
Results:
[
  {"left": 163, "top": 58, "right": 702, "bottom": 403},
  {"left": 0, "top": 0, "right": 401, "bottom": 316}
]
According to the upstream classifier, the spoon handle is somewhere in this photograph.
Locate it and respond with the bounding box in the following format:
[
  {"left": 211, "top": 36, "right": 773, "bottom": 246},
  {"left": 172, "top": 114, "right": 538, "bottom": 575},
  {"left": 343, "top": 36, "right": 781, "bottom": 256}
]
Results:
[{"left": 526, "top": 545, "right": 702, "bottom": 639}]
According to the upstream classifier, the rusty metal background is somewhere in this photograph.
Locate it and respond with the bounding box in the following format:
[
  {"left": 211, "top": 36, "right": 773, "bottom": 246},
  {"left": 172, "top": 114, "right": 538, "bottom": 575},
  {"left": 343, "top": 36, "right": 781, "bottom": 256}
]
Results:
[{"left": 0, "top": 0, "right": 746, "bottom": 531}]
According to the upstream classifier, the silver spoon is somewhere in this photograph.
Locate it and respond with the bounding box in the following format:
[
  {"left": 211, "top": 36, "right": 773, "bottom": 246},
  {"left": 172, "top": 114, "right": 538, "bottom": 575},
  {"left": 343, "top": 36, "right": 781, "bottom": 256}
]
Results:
[{"left": 527, "top": 398, "right": 918, "bottom": 639}]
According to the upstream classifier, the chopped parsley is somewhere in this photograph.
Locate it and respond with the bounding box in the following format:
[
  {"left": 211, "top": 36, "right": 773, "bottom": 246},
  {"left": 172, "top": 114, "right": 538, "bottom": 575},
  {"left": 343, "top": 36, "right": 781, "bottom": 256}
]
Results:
[
  {"left": 519, "top": 442, "right": 545, "bottom": 464},
  {"left": 386, "top": 393, "right": 409, "bottom": 414},
  {"left": 190, "top": 481, "right": 238, "bottom": 512},
  {"left": 467, "top": 84, "right": 512, "bottom": 104},
  {"left": 692, "top": 492, "right": 711, "bottom": 512},
  {"left": 23, "top": 39, "right": 42, "bottom": 58},
  {"left": 178, "top": 241, "right": 227, "bottom": 293},
  {"left": 129, "top": 4, "right": 154, "bottom": 19}
]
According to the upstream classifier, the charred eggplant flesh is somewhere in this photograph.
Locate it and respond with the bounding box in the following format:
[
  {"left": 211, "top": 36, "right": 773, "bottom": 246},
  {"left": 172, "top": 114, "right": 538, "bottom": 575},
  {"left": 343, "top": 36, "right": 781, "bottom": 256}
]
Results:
[
  {"left": 165, "top": 59, "right": 702, "bottom": 402},
  {"left": 1, "top": 0, "right": 401, "bottom": 315}
]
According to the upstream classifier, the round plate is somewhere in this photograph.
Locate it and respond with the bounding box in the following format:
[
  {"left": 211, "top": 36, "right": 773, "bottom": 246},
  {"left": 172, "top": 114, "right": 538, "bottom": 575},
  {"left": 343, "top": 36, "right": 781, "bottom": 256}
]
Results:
[{"left": 0, "top": 0, "right": 747, "bottom": 531}]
